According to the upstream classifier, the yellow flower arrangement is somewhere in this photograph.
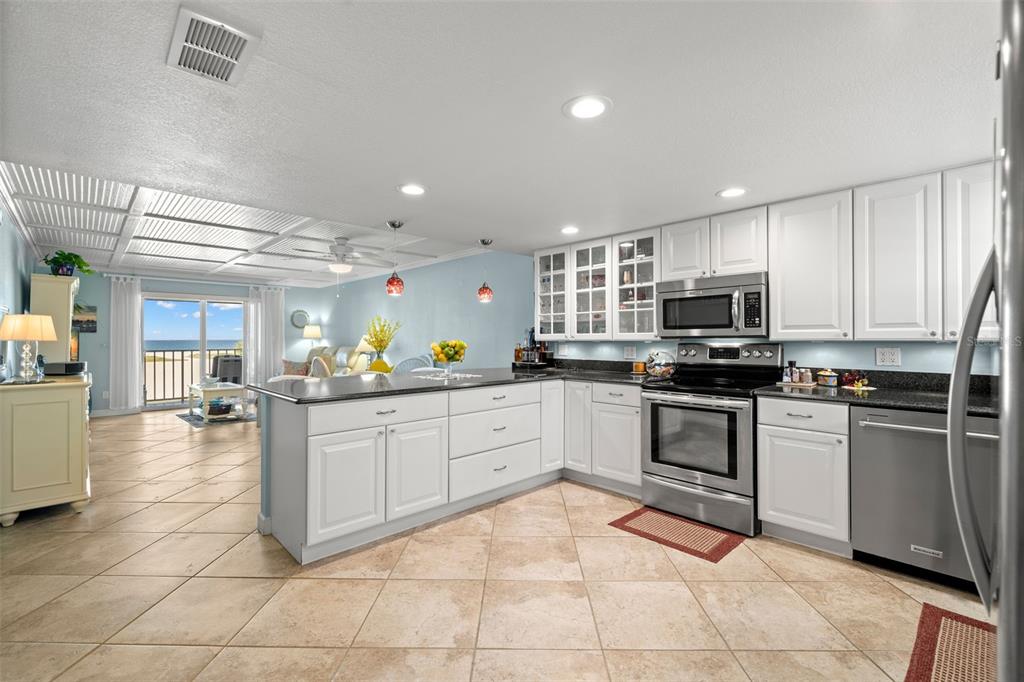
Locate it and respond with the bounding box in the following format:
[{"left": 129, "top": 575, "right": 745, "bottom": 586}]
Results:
[
  {"left": 431, "top": 339, "right": 467, "bottom": 364},
  {"left": 366, "top": 316, "right": 401, "bottom": 372}
]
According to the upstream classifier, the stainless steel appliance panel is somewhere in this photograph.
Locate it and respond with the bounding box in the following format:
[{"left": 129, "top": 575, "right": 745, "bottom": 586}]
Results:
[
  {"left": 656, "top": 272, "right": 767, "bottom": 338},
  {"left": 642, "top": 473, "right": 756, "bottom": 536},
  {"left": 852, "top": 407, "right": 997, "bottom": 581}
]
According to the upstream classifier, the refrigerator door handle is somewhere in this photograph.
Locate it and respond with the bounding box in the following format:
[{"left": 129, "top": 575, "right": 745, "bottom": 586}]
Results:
[{"left": 947, "top": 246, "right": 998, "bottom": 613}]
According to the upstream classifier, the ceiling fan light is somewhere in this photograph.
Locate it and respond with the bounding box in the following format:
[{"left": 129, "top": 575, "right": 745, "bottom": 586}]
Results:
[
  {"left": 328, "top": 262, "right": 353, "bottom": 273},
  {"left": 477, "top": 282, "right": 494, "bottom": 303},
  {"left": 386, "top": 271, "right": 405, "bottom": 296}
]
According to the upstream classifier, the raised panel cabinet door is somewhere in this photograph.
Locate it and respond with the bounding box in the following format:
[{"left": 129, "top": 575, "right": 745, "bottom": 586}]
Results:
[
  {"left": 661, "top": 218, "right": 710, "bottom": 281},
  {"left": 540, "top": 380, "right": 565, "bottom": 472},
  {"left": 768, "top": 191, "right": 853, "bottom": 340},
  {"left": 386, "top": 417, "right": 449, "bottom": 521},
  {"left": 757, "top": 425, "right": 849, "bottom": 542},
  {"left": 307, "top": 427, "right": 385, "bottom": 545},
  {"left": 943, "top": 163, "right": 1000, "bottom": 341},
  {"left": 563, "top": 381, "right": 592, "bottom": 474},
  {"left": 854, "top": 173, "right": 943, "bottom": 340},
  {"left": 612, "top": 228, "right": 660, "bottom": 340},
  {"left": 535, "top": 246, "right": 570, "bottom": 340},
  {"left": 570, "top": 238, "right": 613, "bottom": 340},
  {"left": 591, "top": 402, "right": 641, "bottom": 486},
  {"left": 709, "top": 206, "right": 768, "bottom": 276}
]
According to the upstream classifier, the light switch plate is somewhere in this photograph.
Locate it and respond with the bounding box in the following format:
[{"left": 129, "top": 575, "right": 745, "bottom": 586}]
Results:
[
  {"left": 875, "top": 347, "right": 902, "bottom": 367},
  {"left": 623, "top": 345, "right": 637, "bottom": 360},
  {"left": 557, "top": 343, "right": 569, "bottom": 357}
]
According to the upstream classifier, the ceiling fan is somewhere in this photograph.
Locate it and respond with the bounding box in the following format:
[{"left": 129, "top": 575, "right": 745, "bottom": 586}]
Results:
[{"left": 283, "top": 220, "right": 414, "bottom": 273}]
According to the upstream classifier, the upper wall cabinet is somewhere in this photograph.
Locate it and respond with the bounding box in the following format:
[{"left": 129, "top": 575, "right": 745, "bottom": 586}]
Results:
[
  {"left": 535, "top": 247, "right": 570, "bottom": 340},
  {"left": 571, "top": 238, "right": 613, "bottom": 340},
  {"left": 768, "top": 191, "right": 853, "bottom": 340},
  {"left": 854, "top": 173, "right": 943, "bottom": 340},
  {"left": 612, "top": 228, "right": 660, "bottom": 339},
  {"left": 661, "top": 218, "right": 710, "bottom": 281},
  {"left": 944, "top": 163, "right": 999, "bottom": 342},
  {"left": 710, "top": 206, "right": 769, "bottom": 277}
]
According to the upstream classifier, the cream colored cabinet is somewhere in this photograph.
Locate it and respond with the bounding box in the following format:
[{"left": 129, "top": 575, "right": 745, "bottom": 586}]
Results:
[
  {"left": 29, "top": 274, "right": 79, "bottom": 362},
  {"left": 710, "top": 206, "right": 768, "bottom": 276},
  {"left": 944, "top": 163, "right": 999, "bottom": 341},
  {"left": 307, "top": 426, "right": 385, "bottom": 544},
  {"left": 386, "top": 417, "right": 448, "bottom": 521},
  {"left": 854, "top": 173, "right": 943, "bottom": 340},
  {"left": 591, "top": 401, "right": 641, "bottom": 485},
  {"left": 612, "top": 228, "right": 660, "bottom": 339},
  {"left": 535, "top": 246, "right": 570, "bottom": 340},
  {"left": 768, "top": 191, "right": 854, "bottom": 340},
  {"left": 661, "top": 218, "right": 710, "bottom": 281},
  {"left": 570, "top": 238, "right": 612, "bottom": 340},
  {"left": 563, "top": 381, "right": 592, "bottom": 473},
  {"left": 540, "top": 380, "right": 565, "bottom": 472},
  {"left": 0, "top": 378, "right": 91, "bottom": 526}
]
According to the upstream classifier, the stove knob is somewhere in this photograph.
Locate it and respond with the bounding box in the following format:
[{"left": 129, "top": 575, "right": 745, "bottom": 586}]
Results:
[
  {"left": 763, "top": 350, "right": 774, "bottom": 359},
  {"left": 751, "top": 350, "right": 762, "bottom": 358},
  {"left": 688, "top": 349, "right": 697, "bottom": 357},
  {"left": 741, "top": 350, "right": 751, "bottom": 358}
]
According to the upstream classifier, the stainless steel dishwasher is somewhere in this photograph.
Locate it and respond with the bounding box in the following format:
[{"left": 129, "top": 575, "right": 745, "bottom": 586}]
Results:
[{"left": 851, "top": 406, "right": 998, "bottom": 582}]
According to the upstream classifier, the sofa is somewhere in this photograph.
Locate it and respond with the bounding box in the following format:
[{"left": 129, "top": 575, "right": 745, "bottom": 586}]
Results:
[{"left": 274, "top": 338, "right": 373, "bottom": 381}]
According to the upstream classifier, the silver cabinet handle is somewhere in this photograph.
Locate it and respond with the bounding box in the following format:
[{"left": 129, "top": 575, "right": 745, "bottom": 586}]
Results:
[
  {"left": 929, "top": 330, "right": 938, "bottom": 337},
  {"left": 731, "top": 290, "right": 740, "bottom": 331},
  {"left": 492, "top": 426, "right": 507, "bottom": 432},
  {"left": 493, "top": 464, "right": 508, "bottom": 472},
  {"left": 608, "top": 392, "right": 624, "bottom": 397},
  {"left": 492, "top": 395, "right": 506, "bottom": 401},
  {"left": 376, "top": 409, "right": 397, "bottom": 415},
  {"left": 858, "top": 420, "right": 998, "bottom": 441},
  {"left": 949, "top": 330, "right": 958, "bottom": 337},
  {"left": 786, "top": 412, "right": 813, "bottom": 419},
  {"left": 376, "top": 431, "right": 384, "bottom": 438}
]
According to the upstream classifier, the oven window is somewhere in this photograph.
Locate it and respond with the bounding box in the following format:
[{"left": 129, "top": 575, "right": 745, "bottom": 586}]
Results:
[
  {"left": 662, "top": 295, "right": 734, "bottom": 330},
  {"left": 651, "top": 404, "right": 738, "bottom": 479}
]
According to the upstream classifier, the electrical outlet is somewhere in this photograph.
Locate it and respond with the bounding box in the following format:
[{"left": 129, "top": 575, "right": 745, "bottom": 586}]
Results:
[
  {"left": 557, "top": 343, "right": 569, "bottom": 357},
  {"left": 623, "top": 345, "right": 637, "bottom": 360},
  {"left": 102, "top": 390, "right": 110, "bottom": 399},
  {"left": 875, "top": 347, "right": 902, "bottom": 367}
]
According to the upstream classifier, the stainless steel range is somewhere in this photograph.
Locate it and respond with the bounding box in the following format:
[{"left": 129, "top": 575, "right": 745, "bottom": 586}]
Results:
[{"left": 641, "top": 342, "right": 782, "bottom": 536}]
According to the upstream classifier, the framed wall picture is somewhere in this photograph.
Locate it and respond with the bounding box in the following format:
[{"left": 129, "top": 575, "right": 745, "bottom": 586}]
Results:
[{"left": 72, "top": 303, "right": 97, "bottom": 333}]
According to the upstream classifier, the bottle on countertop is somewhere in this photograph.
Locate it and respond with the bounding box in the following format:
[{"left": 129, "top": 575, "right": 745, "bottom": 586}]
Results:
[
  {"left": 787, "top": 361, "right": 798, "bottom": 383},
  {"left": 801, "top": 368, "right": 813, "bottom": 384},
  {"left": 514, "top": 344, "right": 523, "bottom": 362}
]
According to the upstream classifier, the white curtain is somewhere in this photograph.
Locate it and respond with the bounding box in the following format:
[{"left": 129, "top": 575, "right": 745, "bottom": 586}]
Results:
[
  {"left": 245, "top": 286, "right": 285, "bottom": 386},
  {"left": 109, "top": 275, "right": 143, "bottom": 411}
]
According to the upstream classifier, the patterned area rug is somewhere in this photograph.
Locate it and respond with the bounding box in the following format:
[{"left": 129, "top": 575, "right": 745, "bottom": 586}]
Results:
[
  {"left": 905, "top": 603, "right": 996, "bottom": 682},
  {"left": 608, "top": 506, "right": 745, "bottom": 563},
  {"left": 177, "top": 413, "right": 256, "bottom": 428}
]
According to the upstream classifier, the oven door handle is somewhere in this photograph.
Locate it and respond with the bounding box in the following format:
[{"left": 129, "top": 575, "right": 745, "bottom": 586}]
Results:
[
  {"left": 642, "top": 392, "right": 749, "bottom": 410},
  {"left": 731, "top": 291, "right": 740, "bottom": 331}
]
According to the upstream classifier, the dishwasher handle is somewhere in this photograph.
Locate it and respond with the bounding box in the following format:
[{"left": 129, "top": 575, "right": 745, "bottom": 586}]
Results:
[{"left": 857, "top": 420, "right": 999, "bottom": 442}]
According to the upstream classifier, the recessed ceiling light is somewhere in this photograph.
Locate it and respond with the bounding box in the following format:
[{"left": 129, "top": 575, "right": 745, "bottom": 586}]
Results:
[
  {"left": 716, "top": 187, "right": 747, "bottom": 198},
  {"left": 563, "top": 95, "right": 612, "bottom": 119},
  {"left": 398, "top": 183, "right": 426, "bottom": 196},
  {"left": 561, "top": 225, "right": 580, "bottom": 235}
]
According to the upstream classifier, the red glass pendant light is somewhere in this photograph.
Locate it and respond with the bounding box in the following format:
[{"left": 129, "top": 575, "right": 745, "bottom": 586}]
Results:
[
  {"left": 386, "top": 271, "right": 405, "bottom": 296},
  {"left": 477, "top": 281, "right": 494, "bottom": 303}
]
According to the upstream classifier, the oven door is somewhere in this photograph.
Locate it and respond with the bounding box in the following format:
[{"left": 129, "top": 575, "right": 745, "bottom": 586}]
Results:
[{"left": 641, "top": 391, "right": 753, "bottom": 496}]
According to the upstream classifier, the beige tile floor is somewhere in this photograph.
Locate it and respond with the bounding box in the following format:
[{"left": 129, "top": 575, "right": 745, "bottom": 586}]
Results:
[{"left": 0, "top": 410, "right": 992, "bottom": 681}]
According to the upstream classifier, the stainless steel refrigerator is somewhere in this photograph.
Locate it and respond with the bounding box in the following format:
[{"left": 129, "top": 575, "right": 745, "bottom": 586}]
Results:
[{"left": 948, "top": 1, "right": 1024, "bottom": 678}]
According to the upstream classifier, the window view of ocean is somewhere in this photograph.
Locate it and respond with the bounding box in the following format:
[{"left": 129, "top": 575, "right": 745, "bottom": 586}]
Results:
[{"left": 144, "top": 340, "right": 242, "bottom": 351}]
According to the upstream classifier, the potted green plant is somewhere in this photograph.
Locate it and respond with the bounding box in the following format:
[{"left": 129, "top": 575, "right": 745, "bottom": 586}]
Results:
[{"left": 42, "top": 251, "right": 94, "bottom": 277}]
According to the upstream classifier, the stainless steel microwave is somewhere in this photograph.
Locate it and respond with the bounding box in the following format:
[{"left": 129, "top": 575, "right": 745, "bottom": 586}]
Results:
[{"left": 655, "top": 272, "right": 768, "bottom": 338}]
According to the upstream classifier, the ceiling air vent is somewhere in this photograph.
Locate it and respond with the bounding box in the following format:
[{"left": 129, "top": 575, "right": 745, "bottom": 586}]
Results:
[{"left": 166, "top": 8, "right": 260, "bottom": 85}]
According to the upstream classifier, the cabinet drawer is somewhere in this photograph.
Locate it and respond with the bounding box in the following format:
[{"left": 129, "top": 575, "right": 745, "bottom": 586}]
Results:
[
  {"left": 591, "top": 382, "right": 641, "bottom": 407},
  {"left": 308, "top": 393, "right": 448, "bottom": 436},
  {"left": 449, "top": 382, "right": 540, "bottom": 416},
  {"left": 757, "top": 397, "right": 848, "bottom": 435},
  {"left": 449, "top": 440, "right": 541, "bottom": 502},
  {"left": 449, "top": 403, "right": 540, "bottom": 459}
]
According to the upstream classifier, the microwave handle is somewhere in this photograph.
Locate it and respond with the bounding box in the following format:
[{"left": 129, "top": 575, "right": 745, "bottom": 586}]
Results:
[{"left": 731, "top": 291, "right": 740, "bottom": 331}]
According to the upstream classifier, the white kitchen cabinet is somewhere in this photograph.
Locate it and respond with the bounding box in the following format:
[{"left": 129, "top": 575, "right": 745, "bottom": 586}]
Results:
[
  {"left": 535, "top": 246, "right": 570, "bottom": 340},
  {"left": 768, "top": 191, "right": 853, "bottom": 340},
  {"left": 308, "top": 426, "right": 385, "bottom": 544},
  {"left": 661, "top": 218, "right": 710, "bottom": 282},
  {"left": 540, "top": 381, "right": 565, "bottom": 472},
  {"left": 758, "top": 424, "right": 849, "bottom": 542},
  {"left": 944, "top": 163, "right": 1000, "bottom": 341},
  {"left": 570, "top": 238, "right": 613, "bottom": 340},
  {"left": 591, "top": 401, "right": 641, "bottom": 485},
  {"left": 386, "top": 418, "right": 449, "bottom": 521},
  {"left": 612, "top": 228, "right": 660, "bottom": 339},
  {"left": 564, "top": 381, "right": 592, "bottom": 473},
  {"left": 710, "top": 206, "right": 768, "bottom": 277},
  {"left": 854, "top": 173, "right": 943, "bottom": 340}
]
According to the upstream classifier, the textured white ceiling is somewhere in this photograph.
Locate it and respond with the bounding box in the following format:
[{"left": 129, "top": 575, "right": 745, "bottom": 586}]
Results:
[{"left": 0, "top": 1, "right": 1001, "bottom": 255}]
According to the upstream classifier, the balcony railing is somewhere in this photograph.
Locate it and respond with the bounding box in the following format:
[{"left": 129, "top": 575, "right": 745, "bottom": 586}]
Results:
[{"left": 143, "top": 349, "right": 242, "bottom": 404}]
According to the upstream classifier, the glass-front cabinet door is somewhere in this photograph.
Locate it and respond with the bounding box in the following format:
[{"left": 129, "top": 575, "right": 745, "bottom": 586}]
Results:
[
  {"left": 570, "top": 238, "right": 612, "bottom": 340},
  {"left": 612, "top": 228, "right": 660, "bottom": 339},
  {"left": 535, "top": 247, "right": 569, "bottom": 340}
]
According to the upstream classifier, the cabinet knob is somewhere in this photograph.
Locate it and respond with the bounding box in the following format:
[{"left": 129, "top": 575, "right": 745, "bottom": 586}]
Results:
[
  {"left": 929, "top": 330, "right": 937, "bottom": 337},
  {"left": 836, "top": 438, "right": 844, "bottom": 445},
  {"left": 711, "top": 269, "right": 716, "bottom": 275},
  {"left": 701, "top": 271, "right": 707, "bottom": 276},
  {"left": 949, "top": 330, "right": 957, "bottom": 337},
  {"left": 377, "top": 431, "right": 384, "bottom": 438},
  {"left": 842, "top": 331, "right": 849, "bottom": 338}
]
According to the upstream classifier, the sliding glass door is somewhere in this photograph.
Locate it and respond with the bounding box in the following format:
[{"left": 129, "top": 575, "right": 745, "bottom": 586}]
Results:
[{"left": 142, "top": 297, "right": 245, "bottom": 405}]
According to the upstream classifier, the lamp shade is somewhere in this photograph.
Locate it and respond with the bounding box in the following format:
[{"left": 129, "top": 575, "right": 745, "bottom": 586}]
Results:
[
  {"left": 302, "top": 324, "right": 323, "bottom": 340},
  {"left": 353, "top": 336, "right": 375, "bottom": 355},
  {"left": 0, "top": 314, "right": 58, "bottom": 342}
]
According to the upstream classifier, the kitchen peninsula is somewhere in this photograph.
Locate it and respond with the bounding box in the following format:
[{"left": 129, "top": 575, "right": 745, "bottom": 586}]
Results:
[{"left": 248, "top": 368, "right": 644, "bottom": 564}]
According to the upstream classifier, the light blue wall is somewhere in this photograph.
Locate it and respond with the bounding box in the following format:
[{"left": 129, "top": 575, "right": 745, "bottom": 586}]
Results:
[
  {"left": 284, "top": 286, "right": 336, "bottom": 362},
  {"left": 1, "top": 207, "right": 35, "bottom": 375},
  {"left": 318, "top": 252, "right": 534, "bottom": 369}
]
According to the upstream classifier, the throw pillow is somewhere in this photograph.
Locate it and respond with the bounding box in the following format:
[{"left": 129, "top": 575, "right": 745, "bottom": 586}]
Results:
[
  {"left": 281, "top": 359, "right": 309, "bottom": 376},
  {"left": 309, "top": 356, "right": 331, "bottom": 378}
]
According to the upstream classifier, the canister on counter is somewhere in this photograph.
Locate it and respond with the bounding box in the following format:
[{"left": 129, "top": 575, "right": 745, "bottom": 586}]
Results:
[{"left": 816, "top": 368, "right": 838, "bottom": 387}]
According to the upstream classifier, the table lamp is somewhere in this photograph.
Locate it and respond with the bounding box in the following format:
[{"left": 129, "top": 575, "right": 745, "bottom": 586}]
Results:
[
  {"left": 0, "top": 314, "right": 58, "bottom": 383},
  {"left": 303, "top": 324, "right": 322, "bottom": 346}
]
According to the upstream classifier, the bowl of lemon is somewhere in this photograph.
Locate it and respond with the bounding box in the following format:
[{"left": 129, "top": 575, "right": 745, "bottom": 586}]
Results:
[{"left": 431, "top": 339, "right": 467, "bottom": 377}]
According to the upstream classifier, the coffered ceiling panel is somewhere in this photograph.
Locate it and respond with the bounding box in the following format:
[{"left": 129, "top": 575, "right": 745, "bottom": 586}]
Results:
[
  {"left": 146, "top": 190, "right": 304, "bottom": 233},
  {"left": 0, "top": 162, "right": 134, "bottom": 209},
  {"left": 128, "top": 239, "right": 244, "bottom": 263},
  {"left": 29, "top": 227, "right": 118, "bottom": 252},
  {"left": 134, "top": 217, "right": 272, "bottom": 250},
  {"left": 18, "top": 200, "right": 125, "bottom": 233}
]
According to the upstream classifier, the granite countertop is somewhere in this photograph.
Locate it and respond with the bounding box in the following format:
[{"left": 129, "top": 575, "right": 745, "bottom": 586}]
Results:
[
  {"left": 248, "top": 367, "right": 646, "bottom": 404},
  {"left": 753, "top": 384, "right": 999, "bottom": 418}
]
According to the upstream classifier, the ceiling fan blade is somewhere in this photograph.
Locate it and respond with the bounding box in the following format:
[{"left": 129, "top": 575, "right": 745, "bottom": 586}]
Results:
[
  {"left": 291, "top": 247, "right": 327, "bottom": 255},
  {"left": 355, "top": 256, "right": 398, "bottom": 268}
]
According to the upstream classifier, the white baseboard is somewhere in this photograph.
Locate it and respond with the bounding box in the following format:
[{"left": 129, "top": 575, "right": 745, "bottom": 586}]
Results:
[{"left": 90, "top": 408, "right": 142, "bottom": 418}]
